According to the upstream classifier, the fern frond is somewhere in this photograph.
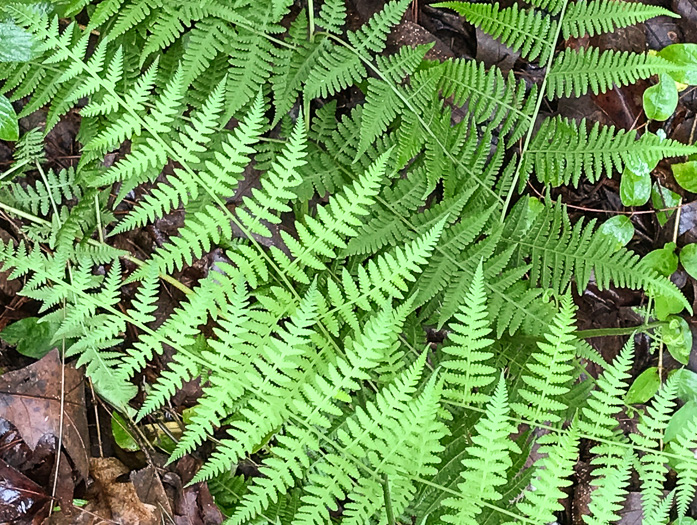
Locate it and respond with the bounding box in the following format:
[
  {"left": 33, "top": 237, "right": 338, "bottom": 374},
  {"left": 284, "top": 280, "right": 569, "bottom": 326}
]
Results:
[
  {"left": 563, "top": 0, "right": 677, "bottom": 39},
  {"left": 584, "top": 450, "right": 633, "bottom": 525},
  {"left": 671, "top": 415, "right": 697, "bottom": 517},
  {"left": 347, "top": 0, "right": 411, "bottom": 53},
  {"left": 515, "top": 423, "right": 580, "bottom": 522},
  {"left": 441, "top": 261, "right": 496, "bottom": 405},
  {"left": 579, "top": 339, "right": 634, "bottom": 440},
  {"left": 435, "top": 2, "right": 556, "bottom": 62},
  {"left": 438, "top": 58, "right": 535, "bottom": 144},
  {"left": 318, "top": 0, "right": 347, "bottom": 33},
  {"left": 632, "top": 376, "right": 679, "bottom": 515},
  {"left": 547, "top": 48, "right": 677, "bottom": 98},
  {"left": 511, "top": 294, "right": 577, "bottom": 425},
  {"left": 525, "top": 116, "right": 697, "bottom": 186},
  {"left": 442, "top": 375, "right": 521, "bottom": 525},
  {"left": 272, "top": 151, "right": 387, "bottom": 284},
  {"left": 502, "top": 199, "right": 688, "bottom": 311}
]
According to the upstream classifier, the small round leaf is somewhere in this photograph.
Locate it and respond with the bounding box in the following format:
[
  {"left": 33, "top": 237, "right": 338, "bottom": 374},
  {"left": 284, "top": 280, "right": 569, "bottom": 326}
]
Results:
[
  {"left": 620, "top": 168, "right": 651, "bottom": 206},
  {"left": 643, "top": 73, "right": 678, "bottom": 121},
  {"left": 681, "top": 243, "right": 697, "bottom": 280},
  {"left": 597, "top": 215, "right": 634, "bottom": 251},
  {"left": 672, "top": 161, "right": 697, "bottom": 192},
  {"left": 626, "top": 367, "right": 661, "bottom": 404}
]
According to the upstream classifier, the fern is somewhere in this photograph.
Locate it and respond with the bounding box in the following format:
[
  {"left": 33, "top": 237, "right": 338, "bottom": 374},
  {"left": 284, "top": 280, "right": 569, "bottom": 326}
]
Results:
[
  {"left": 1, "top": 0, "right": 695, "bottom": 523},
  {"left": 434, "top": 2, "right": 556, "bottom": 62}
]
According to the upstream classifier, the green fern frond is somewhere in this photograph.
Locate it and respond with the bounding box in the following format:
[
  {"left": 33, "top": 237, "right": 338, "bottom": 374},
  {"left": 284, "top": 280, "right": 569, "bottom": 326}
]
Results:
[
  {"left": 515, "top": 422, "right": 580, "bottom": 522},
  {"left": 441, "top": 261, "right": 496, "bottom": 405},
  {"left": 442, "top": 375, "right": 521, "bottom": 525},
  {"left": 236, "top": 117, "right": 308, "bottom": 237},
  {"left": 547, "top": 47, "right": 677, "bottom": 98},
  {"left": 579, "top": 339, "right": 634, "bottom": 439},
  {"left": 435, "top": 2, "right": 556, "bottom": 62},
  {"left": 525, "top": 116, "right": 697, "bottom": 186},
  {"left": 671, "top": 415, "right": 697, "bottom": 517},
  {"left": 511, "top": 294, "right": 577, "bottom": 424},
  {"left": 563, "top": 0, "right": 677, "bottom": 39},
  {"left": 632, "top": 376, "right": 679, "bottom": 516},
  {"left": 438, "top": 58, "right": 535, "bottom": 144},
  {"left": 272, "top": 151, "right": 388, "bottom": 284},
  {"left": 584, "top": 449, "right": 633, "bottom": 525},
  {"left": 318, "top": 0, "right": 347, "bottom": 33},
  {"left": 347, "top": 0, "right": 411, "bottom": 53},
  {"left": 503, "top": 199, "right": 688, "bottom": 311}
]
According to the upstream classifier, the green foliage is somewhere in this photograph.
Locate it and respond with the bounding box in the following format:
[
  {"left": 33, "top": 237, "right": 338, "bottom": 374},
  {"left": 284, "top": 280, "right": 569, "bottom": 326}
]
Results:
[{"left": 0, "top": 0, "right": 695, "bottom": 523}]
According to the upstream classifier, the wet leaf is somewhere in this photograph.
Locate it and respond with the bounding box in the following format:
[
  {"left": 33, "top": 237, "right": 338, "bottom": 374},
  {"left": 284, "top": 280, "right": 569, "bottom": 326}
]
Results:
[
  {"left": 642, "top": 242, "right": 678, "bottom": 276},
  {"left": 0, "top": 96, "right": 18, "bottom": 142},
  {"left": 111, "top": 413, "right": 140, "bottom": 452},
  {"left": 665, "top": 399, "right": 697, "bottom": 442},
  {"left": 0, "top": 22, "right": 33, "bottom": 62},
  {"left": 643, "top": 73, "right": 678, "bottom": 121},
  {"left": 671, "top": 368, "right": 697, "bottom": 401},
  {"left": 680, "top": 243, "right": 697, "bottom": 279},
  {"left": 597, "top": 215, "right": 634, "bottom": 251},
  {"left": 661, "top": 315, "right": 692, "bottom": 364},
  {"left": 657, "top": 43, "right": 697, "bottom": 84},
  {"left": 0, "top": 350, "right": 89, "bottom": 480},
  {"left": 0, "top": 317, "right": 57, "bottom": 359},
  {"left": 620, "top": 167, "right": 651, "bottom": 206},
  {"left": 0, "top": 458, "right": 49, "bottom": 522},
  {"left": 626, "top": 366, "right": 661, "bottom": 404},
  {"left": 672, "top": 160, "right": 697, "bottom": 192},
  {"left": 651, "top": 182, "right": 680, "bottom": 226}
]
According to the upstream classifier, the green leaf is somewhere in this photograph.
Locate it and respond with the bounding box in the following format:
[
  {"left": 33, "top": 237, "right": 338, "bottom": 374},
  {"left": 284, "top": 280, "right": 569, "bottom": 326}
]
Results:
[
  {"left": 657, "top": 43, "right": 697, "bottom": 85},
  {"left": 643, "top": 242, "right": 678, "bottom": 277},
  {"left": 0, "top": 95, "right": 19, "bottom": 141},
  {"left": 0, "top": 317, "right": 56, "bottom": 359},
  {"left": 651, "top": 182, "right": 680, "bottom": 227},
  {"left": 597, "top": 215, "right": 634, "bottom": 252},
  {"left": 0, "top": 21, "right": 33, "bottom": 62},
  {"left": 680, "top": 243, "right": 697, "bottom": 280},
  {"left": 626, "top": 366, "right": 661, "bottom": 404},
  {"left": 643, "top": 73, "right": 678, "bottom": 121},
  {"left": 661, "top": 316, "right": 692, "bottom": 365},
  {"left": 670, "top": 368, "right": 697, "bottom": 401},
  {"left": 665, "top": 399, "right": 697, "bottom": 442},
  {"left": 672, "top": 161, "right": 697, "bottom": 192},
  {"left": 620, "top": 167, "right": 651, "bottom": 206},
  {"left": 111, "top": 413, "right": 140, "bottom": 452}
]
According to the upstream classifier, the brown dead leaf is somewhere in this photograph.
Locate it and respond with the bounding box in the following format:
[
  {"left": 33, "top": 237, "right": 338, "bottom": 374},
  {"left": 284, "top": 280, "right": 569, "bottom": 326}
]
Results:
[
  {"left": 0, "top": 350, "right": 89, "bottom": 480},
  {"left": 0, "top": 458, "right": 49, "bottom": 523},
  {"left": 88, "top": 457, "right": 159, "bottom": 525}
]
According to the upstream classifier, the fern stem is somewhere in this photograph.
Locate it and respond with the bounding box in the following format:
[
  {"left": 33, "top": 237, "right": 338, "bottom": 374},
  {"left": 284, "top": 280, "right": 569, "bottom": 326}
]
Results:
[
  {"left": 500, "top": 0, "right": 571, "bottom": 222},
  {"left": 382, "top": 474, "right": 395, "bottom": 525},
  {"left": 308, "top": 0, "right": 315, "bottom": 40},
  {"left": 0, "top": 201, "right": 51, "bottom": 225},
  {"left": 574, "top": 321, "right": 664, "bottom": 339}
]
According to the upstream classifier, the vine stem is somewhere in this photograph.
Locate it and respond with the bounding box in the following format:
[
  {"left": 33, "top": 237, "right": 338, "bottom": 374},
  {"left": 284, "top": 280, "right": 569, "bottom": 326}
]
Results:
[{"left": 500, "top": 0, "right": 570, "bottom": 222}]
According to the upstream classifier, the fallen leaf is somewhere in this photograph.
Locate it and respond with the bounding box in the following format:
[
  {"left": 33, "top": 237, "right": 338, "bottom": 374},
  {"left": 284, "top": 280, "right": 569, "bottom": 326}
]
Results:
[
  {"left": 89, "top": 457, "right": 159, "bottom": 525},
  {"left": 0, "top": 350, "right": 89, "bottom": 480},
  {"left": 0, "top": 457, "right": 48, "bottom": 523}
]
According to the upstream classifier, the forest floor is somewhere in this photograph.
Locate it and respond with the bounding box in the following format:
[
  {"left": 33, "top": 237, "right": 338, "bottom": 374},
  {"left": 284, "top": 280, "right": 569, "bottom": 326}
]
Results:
[{"left": 0, "top": 0, "right": 696, "bottom": 523}]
